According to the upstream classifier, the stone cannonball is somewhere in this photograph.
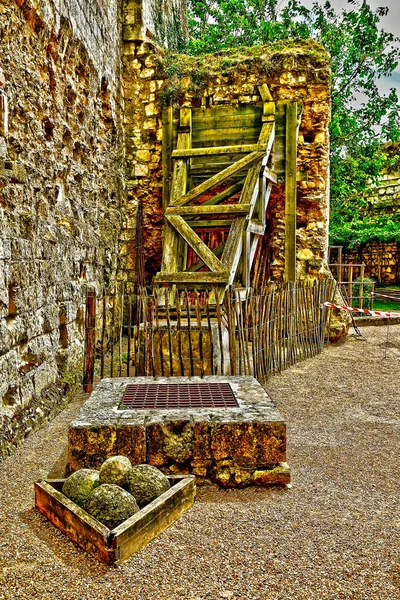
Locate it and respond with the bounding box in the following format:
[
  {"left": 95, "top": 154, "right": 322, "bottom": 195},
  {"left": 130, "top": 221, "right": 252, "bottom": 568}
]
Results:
[
  {"left": 125, "top": 464, "right": 170, "bottom": 508},
  {"left": 99, "top": 455, "right": 132, "bottom": 486},
  {"left": 62, "top": 469, "right": 100, "bottom": 508},
  {"left": 85, "top": 484, "right": 140, "bottom": 529}
]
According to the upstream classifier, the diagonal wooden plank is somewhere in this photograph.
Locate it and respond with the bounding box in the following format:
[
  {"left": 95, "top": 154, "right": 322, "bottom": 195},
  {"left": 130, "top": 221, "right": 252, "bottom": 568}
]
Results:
[
  {"left": 185, "top": 243, "right": 225, "bottom": 273},
  {"left": 221, "top": 119, "right": 275, "bottom": 284},
  {"left": 201, "top": 180, "right": 244, "bottom": 207},
  {"left": 175, "top": 151, "right": 265, "bottom": 207},
  {"left": 221, "top": 217, "right": 246, "bottom": 285},
  {"left": 166, "top": 215, "right": 227, "bottom": 273}
]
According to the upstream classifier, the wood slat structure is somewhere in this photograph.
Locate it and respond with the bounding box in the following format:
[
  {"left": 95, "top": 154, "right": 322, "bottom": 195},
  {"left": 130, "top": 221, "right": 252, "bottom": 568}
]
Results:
[
  {"left": 82, "top": 279, "right": 335, "bottom": 387},
  {"left": 155, "top": 86, "right": 300, "bottom": 289}
]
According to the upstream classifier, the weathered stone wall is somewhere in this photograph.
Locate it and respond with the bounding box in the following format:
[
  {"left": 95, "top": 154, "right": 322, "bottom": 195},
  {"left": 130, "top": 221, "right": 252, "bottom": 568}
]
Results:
[
  {"left": 340, "top": 165, "right": 400, "bottom": 284},
  {"left": 0, "top": 0, "right": 123, "bottom": 456},
  {"left": 342, "top": 242, "right": 400, "bottom": 284},
  {"left": 121, "top": 39, "right": 332, "bottom": 284},
  {"left": 123, "top": 0, "right": 187, "bottom": 49}
]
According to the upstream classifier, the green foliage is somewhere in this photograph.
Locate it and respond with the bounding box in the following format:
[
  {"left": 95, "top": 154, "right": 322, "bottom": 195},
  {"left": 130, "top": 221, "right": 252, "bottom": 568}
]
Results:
[
  {"left": 185, "top": 0, "right": 400, "bottom": 246},
  {"left": 352, "top": 276, "right": 374, "bottom": 309}
]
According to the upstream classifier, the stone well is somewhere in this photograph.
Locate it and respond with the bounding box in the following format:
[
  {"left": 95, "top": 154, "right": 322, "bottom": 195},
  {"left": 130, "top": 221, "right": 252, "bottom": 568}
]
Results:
[{"left": 68, "top": 376, "right": 289, "bottom": 487}]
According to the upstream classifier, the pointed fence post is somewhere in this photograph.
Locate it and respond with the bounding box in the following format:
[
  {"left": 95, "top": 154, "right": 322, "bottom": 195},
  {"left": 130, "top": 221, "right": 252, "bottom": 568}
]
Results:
[{"left": 83, "top": 289, "right": 96, "bottom": 393}]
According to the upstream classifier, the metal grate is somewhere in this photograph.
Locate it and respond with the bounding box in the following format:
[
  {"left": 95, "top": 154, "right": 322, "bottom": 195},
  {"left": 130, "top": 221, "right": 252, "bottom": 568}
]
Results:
[{"left": 120, "top": 382, "right": 238, "bottom": 410}]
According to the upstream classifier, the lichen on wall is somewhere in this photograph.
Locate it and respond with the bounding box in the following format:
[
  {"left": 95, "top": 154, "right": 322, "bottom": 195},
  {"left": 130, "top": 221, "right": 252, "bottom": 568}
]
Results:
[{"left": 0, "top": 0, "right": 123, "bottom": 457}]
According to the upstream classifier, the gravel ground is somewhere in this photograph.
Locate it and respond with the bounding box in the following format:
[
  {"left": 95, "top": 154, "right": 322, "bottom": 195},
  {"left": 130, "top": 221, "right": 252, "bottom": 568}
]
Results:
[{"left": 0, "top": 324, "right": 399, "bottom": 600}]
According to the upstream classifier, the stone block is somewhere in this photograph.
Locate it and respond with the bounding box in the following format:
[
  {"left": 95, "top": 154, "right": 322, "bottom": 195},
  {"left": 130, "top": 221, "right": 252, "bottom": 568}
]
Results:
[{"left": 67, "top": 377, "right": 290, "bottom": 487}]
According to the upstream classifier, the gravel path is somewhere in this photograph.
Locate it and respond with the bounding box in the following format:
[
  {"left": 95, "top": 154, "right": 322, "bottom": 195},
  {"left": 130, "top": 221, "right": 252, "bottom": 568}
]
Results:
[{"left": 0, "top": 325, "right": 399, "bottom": 600}]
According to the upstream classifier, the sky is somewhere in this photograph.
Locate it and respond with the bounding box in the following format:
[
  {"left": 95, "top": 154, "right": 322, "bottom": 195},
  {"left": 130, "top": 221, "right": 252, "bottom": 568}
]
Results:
[{"left": 298, "top": 0, "right": 400, "bottom": 96}]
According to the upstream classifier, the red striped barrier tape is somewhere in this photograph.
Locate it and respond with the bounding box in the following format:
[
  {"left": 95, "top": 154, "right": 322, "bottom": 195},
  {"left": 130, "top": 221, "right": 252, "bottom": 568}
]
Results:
[
  {"left": 371, "top": 292, "right": 400, "bottom": 301},
  {"left": 322, "top": 301, "right": 400, "bottom": 318}
]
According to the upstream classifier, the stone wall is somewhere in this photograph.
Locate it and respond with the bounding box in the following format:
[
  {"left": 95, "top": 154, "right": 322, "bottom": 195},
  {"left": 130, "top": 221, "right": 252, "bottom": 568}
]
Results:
[
  {"left": 342, "top": 242, "right": 400, "bottom": 284},
  {"left": 123, "top": 0, "right": 187, "bottom": 49},
  {"left": 121, "top": 39, "right": 332, "bottom": 284},
  {"left": 0, "top": 0, "right": 123, "bottom": 457}
]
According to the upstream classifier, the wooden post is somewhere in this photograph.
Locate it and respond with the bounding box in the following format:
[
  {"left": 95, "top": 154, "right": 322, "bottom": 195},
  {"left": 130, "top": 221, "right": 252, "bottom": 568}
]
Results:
[
  {"left": 83, "top": 290, "right": 96, "bottom": 393},
  {"left": 360, "top": 264, "right": 365, "bottom": 308},
  {"left": 349, "top": 265, "right": 353, "bottom": 307},
  {"left": 162, "top": 106, "right": 173, "bottom": 211},
  {"left": 285, "top": 102, "right": 298, "bottom": 282}
]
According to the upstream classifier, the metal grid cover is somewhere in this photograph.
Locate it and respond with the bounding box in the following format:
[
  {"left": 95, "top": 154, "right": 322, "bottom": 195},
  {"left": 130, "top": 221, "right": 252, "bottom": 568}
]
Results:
[{"left": 120, "top": 382, "right": 238, "bottom": 410}]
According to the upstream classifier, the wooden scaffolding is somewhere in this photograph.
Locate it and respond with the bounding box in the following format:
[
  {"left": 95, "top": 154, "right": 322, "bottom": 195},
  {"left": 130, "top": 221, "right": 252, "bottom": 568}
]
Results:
[{"left": 154, "top": 85, "right": 301, "bottom": 289}]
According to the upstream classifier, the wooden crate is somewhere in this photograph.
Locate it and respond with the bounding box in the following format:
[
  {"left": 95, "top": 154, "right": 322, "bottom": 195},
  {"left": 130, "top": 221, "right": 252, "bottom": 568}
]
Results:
[{"left": 35, "top": 476, "right": 196, "bottom": 566}]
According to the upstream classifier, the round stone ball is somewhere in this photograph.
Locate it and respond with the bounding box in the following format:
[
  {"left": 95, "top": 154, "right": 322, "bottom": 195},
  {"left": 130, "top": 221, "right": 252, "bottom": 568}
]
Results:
[
  {"left": 99, "top": 455, "right": 132, "bottom": 486},
  {"left": 85, "top": 484, "right": 139, "bottom": 529},
  {"left": 62, "top": 469, "right": 100, "bottom": 508},
  {"left": 125, "top": 464, "right": 170, "bottom": 508}
]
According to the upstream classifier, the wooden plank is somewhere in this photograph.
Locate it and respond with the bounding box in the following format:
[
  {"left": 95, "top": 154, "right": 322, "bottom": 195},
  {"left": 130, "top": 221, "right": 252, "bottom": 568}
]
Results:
[
  {"left": 164, "top": 108, "right": 192, "bottom": 274},
  {"left": 202, "top": 181, "right": 244, "bottom": 206},
  {"left": 186, "top": 243, "right": 225, "bottom": 272},
  {"left": 264, "top": 167, "right": 278, "bottom": 184},
  {"left": 193, "top": 105, "right": 262, "bottom": 116},
  {"left": 247, "top": 220, "right": 266, "bottom": 236},
  {"left": 221, "top": 217, "right": 246, "bottom": 284},
  {"left": 166, "top": 204, "right": 251, "bottom": 216},
  {"left": 242, "top": 231, "right": 251, "bottom": 288},
  {"left": 188, "top": 219, "right": 234, "bottom": 228},
  {"left": 192, "top": 128, "right": 260, "bottom": 143},
  {"left": 113, "top": 478, "right": 195, "bottom": 565},
  {"left": 258, "top": 83, "right": 273, "bottom": 102},
  {"left": 176, "top": 151, "right": 264, "bottom": 207},
  {"left": 172, "top": 144, "right": 261, "bottom": 158},
  {"left": 35, "top": 480, "right": 114, "bottom": 565},
  {"left": 285, "top": 102, "right": 298, "bottom": 283},
  {"left": 83, "top": 290, "right": 96, "bottom": 393},
  {"left": 166, "top": 215, "right": 227, "bottom": 273},
  {"left": 162, "top": 107, "right": 173, "bottom": 210},
  {"left": 154, "top": 271, "right": 229, "bottom": 284}
]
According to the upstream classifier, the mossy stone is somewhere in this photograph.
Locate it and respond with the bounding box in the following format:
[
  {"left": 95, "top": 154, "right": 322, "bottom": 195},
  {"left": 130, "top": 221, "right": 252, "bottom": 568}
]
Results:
[
  {"left": 125, "top": 464, "right": 170, "bottom": 508},
  {"left": 62, "top": 469, "right": 100, "bottom": 508},
  {"left": 99, "top": 455, "right": 132, "bottom": 486},
  {"left": 85, "top": 484, "right": 139, "bottom": 529}
]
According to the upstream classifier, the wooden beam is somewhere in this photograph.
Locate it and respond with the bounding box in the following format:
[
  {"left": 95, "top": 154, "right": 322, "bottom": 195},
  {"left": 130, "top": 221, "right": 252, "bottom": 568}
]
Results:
[
  {"left": 185, "top": 243, "right": 225, "bottom": 272},
  {"left": 241, "top": 231, "right": 251, "bottom": 288},
  {"left": 202, "top": 180, "right": 244, "bottom": 206},
  {"left": 285, "top": 102, "right": 297, "bottom": 283},
  {"left": 162, "top": 107, "right": 173, "bottom": 210},
  {"left": 176, "top": 151, "right": 265, "bottom": 206},
  {"left": 258, "top": 83, "right": 273, "bottom": 102},
  {"left": 264, "top": 167, "right": 278, "bottom": 184},
  {"left": 247, "top": 220, "right": 266, "bottom": 236},
  {"left": 189, "top": 219, "right": 234, "bottom": 228},
  {"left": 166, "top": 204, "right": 251, "bottom": 216},
  {"left": 221, "top": 217, "right": 246, "bottom": 284},
  {"left": 154, "top": 272, "right": 229, "bottom": 284},
  {"left": 163, "top": 107, "right": 192, "bottom": 274},
  {"left": 166, "top": 215, "right": 227, "bottom": 273},
  {"left": 172, "top": 144, "right": 262, "bottom": 158}
]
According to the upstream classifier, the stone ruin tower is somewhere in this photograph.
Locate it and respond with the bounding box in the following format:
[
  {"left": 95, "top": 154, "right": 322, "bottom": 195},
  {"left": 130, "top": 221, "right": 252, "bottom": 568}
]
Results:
[{"left": 0, "top": 0, "right": 341, "bottom": 457}]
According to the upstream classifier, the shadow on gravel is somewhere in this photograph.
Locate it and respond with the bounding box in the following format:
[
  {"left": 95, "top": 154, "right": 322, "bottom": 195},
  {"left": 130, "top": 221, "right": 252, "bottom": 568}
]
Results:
[{"left": 19, "top": 507, "right": 108, "bottom": 572}]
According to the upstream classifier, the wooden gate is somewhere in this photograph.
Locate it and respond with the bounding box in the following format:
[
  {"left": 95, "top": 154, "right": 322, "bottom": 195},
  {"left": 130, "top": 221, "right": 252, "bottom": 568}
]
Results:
[{"left": 155, "top": 85, "right": 300, "bottom": 289}]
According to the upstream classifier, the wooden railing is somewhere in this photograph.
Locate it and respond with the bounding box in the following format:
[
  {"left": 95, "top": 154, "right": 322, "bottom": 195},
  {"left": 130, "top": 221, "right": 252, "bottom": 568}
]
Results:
[{"left": 83, "top": 280, "right": 336, "bottom": 390}]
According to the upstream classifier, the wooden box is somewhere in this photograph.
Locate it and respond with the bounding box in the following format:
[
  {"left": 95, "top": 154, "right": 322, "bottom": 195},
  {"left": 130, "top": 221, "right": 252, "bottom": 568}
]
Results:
[{"left": 35, "top": 476, "right": 196, "bottom": 566}]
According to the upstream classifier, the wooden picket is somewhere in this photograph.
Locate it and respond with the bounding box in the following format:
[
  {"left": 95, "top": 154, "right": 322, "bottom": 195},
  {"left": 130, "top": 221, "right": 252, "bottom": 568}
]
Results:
[{"left": 83, "top": 280, "right": 335, "bottom": 389}]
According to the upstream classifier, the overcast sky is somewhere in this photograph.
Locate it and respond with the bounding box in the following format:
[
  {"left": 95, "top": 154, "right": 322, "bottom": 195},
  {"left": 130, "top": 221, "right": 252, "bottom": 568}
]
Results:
[{"left": 293, "top": 0, "right": 400, "bottom": 96}]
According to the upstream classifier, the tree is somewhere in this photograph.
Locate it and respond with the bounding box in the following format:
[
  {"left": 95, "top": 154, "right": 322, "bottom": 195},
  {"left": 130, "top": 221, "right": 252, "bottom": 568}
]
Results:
[{"left": 185, "top": 0, "right": 400, "bottom": 246}]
